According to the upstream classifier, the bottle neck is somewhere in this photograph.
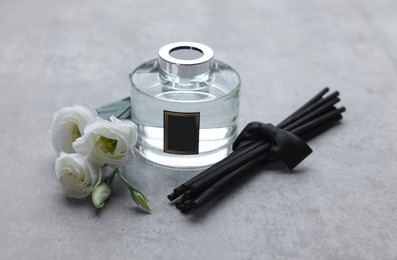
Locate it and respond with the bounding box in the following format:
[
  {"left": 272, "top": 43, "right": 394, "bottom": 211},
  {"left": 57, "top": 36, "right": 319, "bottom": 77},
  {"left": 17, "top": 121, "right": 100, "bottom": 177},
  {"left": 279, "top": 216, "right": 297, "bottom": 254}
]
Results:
[{"left": 159, "top": 67, "right": 213, "bottom": 89}]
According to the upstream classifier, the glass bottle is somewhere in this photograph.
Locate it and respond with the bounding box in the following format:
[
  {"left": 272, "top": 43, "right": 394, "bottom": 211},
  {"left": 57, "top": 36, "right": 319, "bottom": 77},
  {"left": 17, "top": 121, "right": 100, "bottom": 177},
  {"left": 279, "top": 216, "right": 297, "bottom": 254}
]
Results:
[{"left": 129, "top": 42, "right": 241, "bottom": 168}]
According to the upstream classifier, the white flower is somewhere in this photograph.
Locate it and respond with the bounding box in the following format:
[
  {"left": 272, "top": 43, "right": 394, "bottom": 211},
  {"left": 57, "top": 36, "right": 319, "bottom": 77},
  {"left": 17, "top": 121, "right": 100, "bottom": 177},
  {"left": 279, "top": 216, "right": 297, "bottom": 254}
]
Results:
[
  {"left": 73, "top": 116, "right": 138, "bottom": 167},
  {"left": 50, "top": 103, "right": 97, "bottom": 154},
  {"left": 55, "top": 153, "right": 102, "bottom": 199}
]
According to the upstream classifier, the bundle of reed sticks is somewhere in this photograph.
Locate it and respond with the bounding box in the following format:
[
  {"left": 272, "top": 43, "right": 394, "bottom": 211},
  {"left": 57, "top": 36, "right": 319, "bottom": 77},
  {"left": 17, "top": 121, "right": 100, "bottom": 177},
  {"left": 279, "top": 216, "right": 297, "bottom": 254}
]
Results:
[{"left": 168, "top": 88, "right": 345, "bottom": 213}]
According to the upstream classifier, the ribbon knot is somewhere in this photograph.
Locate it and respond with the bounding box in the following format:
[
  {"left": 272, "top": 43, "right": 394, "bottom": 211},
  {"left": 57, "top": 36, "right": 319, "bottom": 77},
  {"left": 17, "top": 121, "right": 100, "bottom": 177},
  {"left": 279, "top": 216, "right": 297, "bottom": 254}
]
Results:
[{"left": 233, "top": 122, "right": 313, "bottom": 171}]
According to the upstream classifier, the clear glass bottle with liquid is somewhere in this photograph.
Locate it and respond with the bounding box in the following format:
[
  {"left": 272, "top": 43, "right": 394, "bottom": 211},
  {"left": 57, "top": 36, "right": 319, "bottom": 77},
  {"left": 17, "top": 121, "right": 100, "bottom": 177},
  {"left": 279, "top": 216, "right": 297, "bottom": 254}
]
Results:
[{"left": 129, "top": 42, "right": 240, "bottom": 168}]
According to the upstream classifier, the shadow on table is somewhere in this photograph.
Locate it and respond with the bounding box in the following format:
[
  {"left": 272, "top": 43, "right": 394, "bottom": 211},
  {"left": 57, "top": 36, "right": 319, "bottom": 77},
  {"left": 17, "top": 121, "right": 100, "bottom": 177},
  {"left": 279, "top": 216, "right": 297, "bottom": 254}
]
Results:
[
  {"left": 182, "top": 161, "right": 309, "bottom": 223},
  {"left": 58, "top": 152, "right": 309, "bottom": 219}
]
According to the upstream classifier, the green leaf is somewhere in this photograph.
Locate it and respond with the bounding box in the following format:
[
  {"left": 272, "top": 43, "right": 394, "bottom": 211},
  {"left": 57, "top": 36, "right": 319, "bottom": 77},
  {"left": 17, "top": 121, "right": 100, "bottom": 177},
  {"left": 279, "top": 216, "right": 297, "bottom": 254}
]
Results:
[
  {"left": 92, "top": 183, "right": 111, "bottom": 209},
  {"left": 116, "top": 169, "right": 152, "bottom": 213},
  {"left": 96, "top": 97, "right": 131, "bottom": 120}
]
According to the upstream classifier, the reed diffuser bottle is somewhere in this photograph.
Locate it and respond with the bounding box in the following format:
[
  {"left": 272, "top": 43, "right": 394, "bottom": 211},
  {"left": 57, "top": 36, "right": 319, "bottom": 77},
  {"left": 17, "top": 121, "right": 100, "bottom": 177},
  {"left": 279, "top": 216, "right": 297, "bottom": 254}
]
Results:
[{"left": 130, "top": 42, "right": 241, "bottom": 168}]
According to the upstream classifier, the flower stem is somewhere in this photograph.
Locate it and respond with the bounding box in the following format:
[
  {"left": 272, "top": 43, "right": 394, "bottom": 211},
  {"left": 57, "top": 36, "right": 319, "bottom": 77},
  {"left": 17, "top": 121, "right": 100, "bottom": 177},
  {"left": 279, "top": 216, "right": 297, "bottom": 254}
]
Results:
[{"left": 104, "top": 168, "right": 117, "bottom": 185}]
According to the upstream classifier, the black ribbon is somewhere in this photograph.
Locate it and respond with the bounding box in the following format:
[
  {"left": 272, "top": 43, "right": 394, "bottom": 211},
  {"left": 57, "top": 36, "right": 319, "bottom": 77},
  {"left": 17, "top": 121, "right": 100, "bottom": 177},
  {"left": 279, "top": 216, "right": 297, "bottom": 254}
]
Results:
[{"left": 233, "top": 122, "right": 313, "bottom": 171}]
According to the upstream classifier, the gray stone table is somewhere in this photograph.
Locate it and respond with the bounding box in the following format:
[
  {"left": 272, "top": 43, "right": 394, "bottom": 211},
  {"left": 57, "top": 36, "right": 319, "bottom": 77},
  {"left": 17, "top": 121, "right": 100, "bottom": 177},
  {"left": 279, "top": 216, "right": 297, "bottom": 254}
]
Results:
[{"left": 1, "top": 0, "right": 396, "bottom": 259}]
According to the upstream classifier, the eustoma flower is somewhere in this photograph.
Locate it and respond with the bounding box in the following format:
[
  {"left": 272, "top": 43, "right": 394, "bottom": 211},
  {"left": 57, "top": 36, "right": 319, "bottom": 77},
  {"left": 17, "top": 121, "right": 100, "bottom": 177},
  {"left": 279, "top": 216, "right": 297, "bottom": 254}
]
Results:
[
  {"left": 73, "top": 116, "right": 138, "bottom": 167},
  {"left": 50, "top": 103, "right": 97, "bottom": 154},
  {"left": 50, "top": 100, "right": 150, "bottom": 212},
  {"left": 55, "top": 153, "right": 102, "bottom": 199}
]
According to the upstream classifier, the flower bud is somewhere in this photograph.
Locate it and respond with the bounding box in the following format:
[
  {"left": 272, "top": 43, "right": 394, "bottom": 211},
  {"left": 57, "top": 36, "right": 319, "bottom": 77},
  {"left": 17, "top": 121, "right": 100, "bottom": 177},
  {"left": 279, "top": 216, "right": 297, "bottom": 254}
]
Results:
[{"left": 92, "top": 183, "right": 111, "bottom": 208}]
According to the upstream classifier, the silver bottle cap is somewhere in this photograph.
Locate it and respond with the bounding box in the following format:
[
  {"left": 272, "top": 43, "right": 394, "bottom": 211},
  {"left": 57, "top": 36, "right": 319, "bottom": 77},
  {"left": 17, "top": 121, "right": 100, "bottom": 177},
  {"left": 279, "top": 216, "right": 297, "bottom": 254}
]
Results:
[{"left": 158, "top": 42, "right": 214, "bottom": 79}]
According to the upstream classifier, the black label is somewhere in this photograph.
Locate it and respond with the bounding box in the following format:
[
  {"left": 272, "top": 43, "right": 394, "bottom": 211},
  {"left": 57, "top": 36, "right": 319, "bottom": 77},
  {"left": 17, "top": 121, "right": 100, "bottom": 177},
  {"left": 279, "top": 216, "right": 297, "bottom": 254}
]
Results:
[{"left": 164, "top": 111, "right": 200, "bottom": 155}]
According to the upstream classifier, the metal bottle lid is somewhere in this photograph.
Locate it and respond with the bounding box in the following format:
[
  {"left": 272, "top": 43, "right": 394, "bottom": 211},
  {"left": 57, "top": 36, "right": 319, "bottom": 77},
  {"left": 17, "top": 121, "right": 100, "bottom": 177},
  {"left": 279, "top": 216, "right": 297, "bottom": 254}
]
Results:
[{"left": 158, "top": 42, "right": 214, "bottom": 79}]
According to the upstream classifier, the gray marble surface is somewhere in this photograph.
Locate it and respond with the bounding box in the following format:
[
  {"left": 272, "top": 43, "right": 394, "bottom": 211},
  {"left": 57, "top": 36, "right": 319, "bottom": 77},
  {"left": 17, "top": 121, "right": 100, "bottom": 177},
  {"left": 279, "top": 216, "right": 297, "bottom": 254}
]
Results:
[{"left": 1, "top": 0, "right": 397, "bottom": 259}]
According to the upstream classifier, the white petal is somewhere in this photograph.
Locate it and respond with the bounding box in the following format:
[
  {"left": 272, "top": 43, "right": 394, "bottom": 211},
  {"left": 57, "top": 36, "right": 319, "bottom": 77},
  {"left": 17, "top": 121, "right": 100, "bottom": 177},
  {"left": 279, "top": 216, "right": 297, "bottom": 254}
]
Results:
[
  {"left": 72, "top": 136, "right": 89, "bottom": 155},
  {"left": 50, "top": 103, "right": 97, "bottom": 154},
  {"left": 55, "top": 153, "right": 102, "bottom": 199}
]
